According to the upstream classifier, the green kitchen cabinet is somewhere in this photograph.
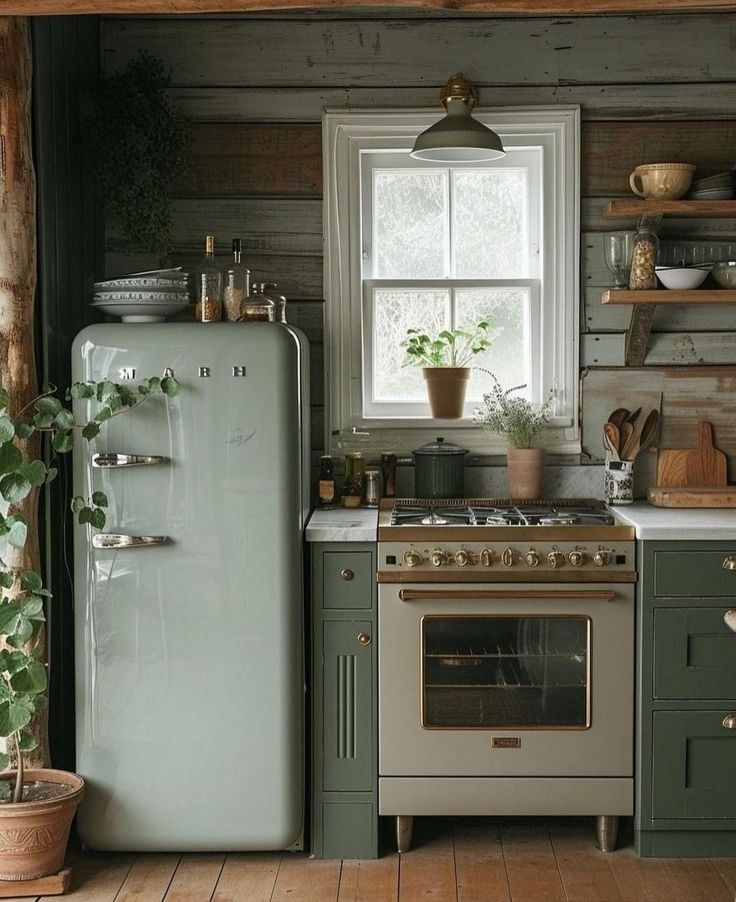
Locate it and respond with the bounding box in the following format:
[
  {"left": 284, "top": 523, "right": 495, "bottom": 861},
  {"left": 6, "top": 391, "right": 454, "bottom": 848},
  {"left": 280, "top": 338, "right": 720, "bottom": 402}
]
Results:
[
  {"left": 637, "top": 541, "right": 736, "bottom": 857},
  {"left": 311, "top": 542, "right": 378, "bottom": 859}
]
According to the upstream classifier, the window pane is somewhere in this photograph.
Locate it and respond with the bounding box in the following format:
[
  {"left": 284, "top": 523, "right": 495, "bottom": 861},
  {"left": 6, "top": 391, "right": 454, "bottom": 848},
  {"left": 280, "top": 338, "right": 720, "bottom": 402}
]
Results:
[
  {"left": 373, "top": 171, "right": 448, "bottom": 278},
  {"left": 454, "top": 288, "right": 529, "bottom": 401},
  {"left": 372, "top": 289, "right": 449, "bottom": 402},
  {"left": 452, "top": 170, "right": 528, "bottom": 278}
]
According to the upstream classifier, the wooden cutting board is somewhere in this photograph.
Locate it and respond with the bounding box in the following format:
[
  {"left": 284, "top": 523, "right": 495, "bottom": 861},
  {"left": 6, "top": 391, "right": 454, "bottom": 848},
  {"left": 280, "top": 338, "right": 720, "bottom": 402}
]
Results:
[
  {"left": 656, "top": 420, "right": 728, "bottom": 488},
  {"left": 649, "top": 486, "right": 736, "bottom": 508},
  {"left": 686, "top": 420, "right": 728, "bottom": 486}
]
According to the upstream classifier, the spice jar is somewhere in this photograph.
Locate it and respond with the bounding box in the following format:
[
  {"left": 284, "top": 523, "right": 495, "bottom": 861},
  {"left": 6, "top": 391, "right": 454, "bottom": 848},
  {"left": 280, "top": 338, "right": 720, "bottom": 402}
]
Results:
[{"left": 628, "top": 215, "right": 660, "bottom": 290}]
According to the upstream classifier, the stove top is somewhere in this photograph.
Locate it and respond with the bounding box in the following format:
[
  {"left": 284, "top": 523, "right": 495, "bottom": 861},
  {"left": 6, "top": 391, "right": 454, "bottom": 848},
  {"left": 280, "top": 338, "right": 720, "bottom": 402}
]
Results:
[{"left": 390, "top": 499, "right": 615, "bottom": 528}]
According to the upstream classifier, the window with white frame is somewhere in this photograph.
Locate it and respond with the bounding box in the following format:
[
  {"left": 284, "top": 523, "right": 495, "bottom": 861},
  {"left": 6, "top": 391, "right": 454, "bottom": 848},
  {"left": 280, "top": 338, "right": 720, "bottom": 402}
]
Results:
[{"left": 324, "top": 108, "right": 580, "bottom": 454}]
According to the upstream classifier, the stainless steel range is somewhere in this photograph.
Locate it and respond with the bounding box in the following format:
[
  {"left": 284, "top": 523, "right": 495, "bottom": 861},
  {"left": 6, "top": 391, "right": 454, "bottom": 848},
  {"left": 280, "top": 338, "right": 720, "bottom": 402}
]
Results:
[{"left": 377, "top": 499, "right": 636, "bottom": 854}]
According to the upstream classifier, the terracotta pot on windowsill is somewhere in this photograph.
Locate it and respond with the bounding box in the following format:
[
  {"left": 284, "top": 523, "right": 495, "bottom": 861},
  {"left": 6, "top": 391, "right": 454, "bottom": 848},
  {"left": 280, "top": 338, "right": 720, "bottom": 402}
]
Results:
[
  {"left": 507, "top": 447, "right": 545, "bottom": 500},
  {"left": 422, "top": 367, "right": 470, "bottom": 419}
]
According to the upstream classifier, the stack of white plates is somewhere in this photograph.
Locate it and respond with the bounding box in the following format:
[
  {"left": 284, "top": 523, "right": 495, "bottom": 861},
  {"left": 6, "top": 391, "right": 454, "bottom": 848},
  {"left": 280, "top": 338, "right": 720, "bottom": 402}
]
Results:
[{"left": 93, "top": 268, "right": 190, "bottom": 322}]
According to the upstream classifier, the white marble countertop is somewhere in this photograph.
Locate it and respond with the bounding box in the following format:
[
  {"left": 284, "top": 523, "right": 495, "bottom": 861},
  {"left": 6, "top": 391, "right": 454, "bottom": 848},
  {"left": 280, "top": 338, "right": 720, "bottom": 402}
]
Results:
[
  {"left": 305, "top": 507, "right": 378, "bottom": 543},
  {"left": 614, "top": 503, "right": 736, "bottom": 540}
]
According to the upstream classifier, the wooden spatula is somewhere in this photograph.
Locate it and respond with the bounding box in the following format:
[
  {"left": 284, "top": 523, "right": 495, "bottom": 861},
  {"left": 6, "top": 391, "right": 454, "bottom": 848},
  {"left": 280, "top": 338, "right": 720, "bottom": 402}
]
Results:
[{"left": 686, "top": 420, "right": 728, "bottom": 487}]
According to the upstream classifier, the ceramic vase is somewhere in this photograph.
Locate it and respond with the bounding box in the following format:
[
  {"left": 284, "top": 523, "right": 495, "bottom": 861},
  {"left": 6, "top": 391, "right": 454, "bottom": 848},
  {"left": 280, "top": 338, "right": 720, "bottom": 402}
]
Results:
[{"left": 506, "top": 447, "right": 545, "bottom": 500}]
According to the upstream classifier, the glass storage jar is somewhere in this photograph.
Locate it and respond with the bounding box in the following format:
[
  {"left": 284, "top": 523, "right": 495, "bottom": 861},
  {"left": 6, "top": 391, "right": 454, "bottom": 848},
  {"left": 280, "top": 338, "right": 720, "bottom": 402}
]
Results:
[{"left": 628, "top": 215, "right": 660, "bottom": 290}]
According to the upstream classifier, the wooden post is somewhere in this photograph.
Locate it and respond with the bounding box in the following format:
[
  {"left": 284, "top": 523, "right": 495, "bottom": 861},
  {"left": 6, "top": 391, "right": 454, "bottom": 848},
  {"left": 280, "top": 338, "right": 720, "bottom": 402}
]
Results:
[{"left": 0, "top": 16, "right": 48, "bottom": 768}]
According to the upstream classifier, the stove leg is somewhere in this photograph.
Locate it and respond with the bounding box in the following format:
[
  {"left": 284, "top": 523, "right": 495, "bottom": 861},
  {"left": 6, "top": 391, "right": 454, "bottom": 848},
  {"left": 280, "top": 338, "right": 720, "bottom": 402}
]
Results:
[
  {"left": 396, "top": 815, "right": 414, "bottom": 853},
  {"left": 596, "top": 815, "right": 619, "bottom": 852}
]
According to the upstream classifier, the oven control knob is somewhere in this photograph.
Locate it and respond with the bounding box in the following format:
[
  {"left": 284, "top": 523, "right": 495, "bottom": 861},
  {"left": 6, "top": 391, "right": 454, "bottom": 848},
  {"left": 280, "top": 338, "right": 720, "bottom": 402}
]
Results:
[
  {"left": 454, "top": 550, "right": 470, "bottom": 567},
  {"left": 568, "top": 550, "right": 585, "bottom": 567},
  {"left": 525, "top": 550, "right": 540, "bottom": 568},
  {"left": 501, "top": 547, "right": 516, "bottom": 567},
  {"left": 403, "top": 550, "right": 423, "bottom": 568},
  {"left": 547, "top": 551, "right": 565, "bottom": 569},
  {"left": 431, "top": 549, "right": 448, "bottom": 568},
  {"left": 479, "top": 548, "right": 494, "bottom": 567},
  {"left": 593, "top": 550, "right": 611, "bottom": 567}
]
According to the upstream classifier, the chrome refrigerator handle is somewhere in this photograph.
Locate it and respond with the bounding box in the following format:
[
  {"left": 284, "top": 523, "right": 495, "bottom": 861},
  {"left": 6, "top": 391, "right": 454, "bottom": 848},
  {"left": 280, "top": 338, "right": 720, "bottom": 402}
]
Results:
[
  {"left": 92, "top": 534, "right": 168, "bottom": 549},
  {"left": 92, "top": 452, "right": 167, "bottom": 468}
]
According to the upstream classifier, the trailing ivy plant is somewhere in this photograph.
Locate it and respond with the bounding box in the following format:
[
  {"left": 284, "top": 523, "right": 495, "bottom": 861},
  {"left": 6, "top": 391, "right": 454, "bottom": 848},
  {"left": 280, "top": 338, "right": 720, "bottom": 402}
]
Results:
[
  {"left": 86, "top": 51, "right": 190, "bottom": 260},
  {"left": 0, "top": 374, "right": 179, "bottom": 802}
]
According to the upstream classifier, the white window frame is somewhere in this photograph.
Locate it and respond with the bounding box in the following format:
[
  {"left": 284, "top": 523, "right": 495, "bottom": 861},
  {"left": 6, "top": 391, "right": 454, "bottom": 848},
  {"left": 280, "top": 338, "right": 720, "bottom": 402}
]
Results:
[{"left": 323, "top": 107, "right": 580, "bottom": 455}]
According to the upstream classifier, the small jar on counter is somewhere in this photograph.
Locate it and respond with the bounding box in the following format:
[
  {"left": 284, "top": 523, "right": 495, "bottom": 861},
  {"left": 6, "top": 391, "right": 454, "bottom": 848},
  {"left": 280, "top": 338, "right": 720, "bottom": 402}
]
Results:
[
  {"left": 342, "top": 452, "right": 365, "bottom": 507},
  {"left": 364, "top": 470, "right": 380, "bottom": 508},
  {"left": 240, "top": 283, "right": 275, "bottom": 322},
  {"left": 318, "top": 454, "right": 335, "bottom": 509}
]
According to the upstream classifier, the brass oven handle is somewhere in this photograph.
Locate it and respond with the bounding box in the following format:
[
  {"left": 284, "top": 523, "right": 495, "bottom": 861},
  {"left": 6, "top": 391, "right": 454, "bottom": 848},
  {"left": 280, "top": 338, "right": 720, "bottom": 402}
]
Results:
[
  {"left": 723, "top": 556, "right": 736, "bottom": 571},
  {"left": 722, "top": 714, "right": 736, "bottom": 730},
  {"left": 398, "top": 589, "right": 616, "bottom": 602}
]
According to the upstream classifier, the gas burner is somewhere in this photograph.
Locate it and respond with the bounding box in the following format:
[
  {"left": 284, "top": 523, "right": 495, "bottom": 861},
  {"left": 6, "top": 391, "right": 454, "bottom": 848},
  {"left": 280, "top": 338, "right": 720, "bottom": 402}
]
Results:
[{"left": 388, "top": 499, "right": 617, "bottom": 529}]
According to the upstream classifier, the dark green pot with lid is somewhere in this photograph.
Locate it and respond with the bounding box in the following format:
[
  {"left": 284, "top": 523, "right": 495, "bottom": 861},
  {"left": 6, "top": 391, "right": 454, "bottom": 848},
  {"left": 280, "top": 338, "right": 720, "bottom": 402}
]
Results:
[{"left": 412, "top": 436, "right": 467, "bottom": 499}]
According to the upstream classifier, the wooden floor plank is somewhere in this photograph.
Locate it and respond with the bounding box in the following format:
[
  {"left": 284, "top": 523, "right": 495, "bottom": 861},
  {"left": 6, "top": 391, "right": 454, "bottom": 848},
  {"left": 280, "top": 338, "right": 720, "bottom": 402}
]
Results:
[
  {"left": 549, "top": 821, "right": 622, "bottom": 902},
  {"left": 607, "top": 846, "right": 679, "bottom": 902},
  {"left": 211, "top": 853, "right": 282, "bottom": 902},
  {"left": 337, "top": 856, "right": 399, "bottom": 902},
  {"left": 163, "top": 854, "right": 225, "bottom": 902},
  {"left": 270, "top": 855, "right": 341, "bottom": 902},
  {"left": 500, "top": 821, "right": 566, "bottom": 902},
  {"left": 115, "top": 855, "right": 181, "bottom": 902},
  {"left": 710, "top": 859, "right": 736, "bottom": 893},
  {"left": 661, "top": 859, "right": 733, "bottom": 902},
  {"left": 453, "top": 819, "right": 510, "bottom": 902},
  {"left": 398, "top": 820, "right": 458, "bottom": 902},
  {"left": 39, "top": 853, "right": 134, "bottom": 901}
]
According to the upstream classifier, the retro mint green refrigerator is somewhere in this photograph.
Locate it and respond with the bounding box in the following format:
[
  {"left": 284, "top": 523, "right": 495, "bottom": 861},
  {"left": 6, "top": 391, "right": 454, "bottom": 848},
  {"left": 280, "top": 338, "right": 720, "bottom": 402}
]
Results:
[{"left": 72, "top": 323, "right": 309, "bottom": 851}]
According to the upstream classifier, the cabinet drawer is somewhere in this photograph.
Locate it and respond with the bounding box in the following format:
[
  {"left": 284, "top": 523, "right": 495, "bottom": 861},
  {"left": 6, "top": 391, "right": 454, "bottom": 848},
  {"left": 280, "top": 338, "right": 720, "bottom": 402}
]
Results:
[
  {"left": 654, "top": 551, "right": 736, "bottom": 598},
  {"left": 323, "top": 551, "right": 373, "bottom": 610},
  {"left": 654, "top": 607, "right": 736, "bottom": 699},
  {"left": 652, "top": 710, "right": 736, "bottom": 819}
]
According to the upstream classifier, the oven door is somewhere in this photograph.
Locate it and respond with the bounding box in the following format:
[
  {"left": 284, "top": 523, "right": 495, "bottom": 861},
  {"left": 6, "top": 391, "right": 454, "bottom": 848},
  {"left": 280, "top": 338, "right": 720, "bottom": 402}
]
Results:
[{"left": 378, "top": 583, "right": 633, "bottom": 777}]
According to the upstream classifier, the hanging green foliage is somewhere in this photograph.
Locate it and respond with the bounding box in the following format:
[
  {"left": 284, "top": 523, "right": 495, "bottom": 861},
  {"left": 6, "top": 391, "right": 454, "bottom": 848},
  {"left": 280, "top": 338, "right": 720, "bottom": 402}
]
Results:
[{"left": 86, "top": 51, "right": 190, "bottom": 260}]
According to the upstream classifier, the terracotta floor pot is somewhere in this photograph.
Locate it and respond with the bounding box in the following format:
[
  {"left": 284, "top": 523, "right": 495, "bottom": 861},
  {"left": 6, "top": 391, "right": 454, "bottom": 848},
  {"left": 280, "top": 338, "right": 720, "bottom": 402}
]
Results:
[
  {"left": 422, "top": 367, "right": 470, "bottom": 419},
  {"left": 0, "top": 769, "right": 84, "bottom": 881},
  {"left": 507, "top": 447, "right": 545, "bottom": 500}
]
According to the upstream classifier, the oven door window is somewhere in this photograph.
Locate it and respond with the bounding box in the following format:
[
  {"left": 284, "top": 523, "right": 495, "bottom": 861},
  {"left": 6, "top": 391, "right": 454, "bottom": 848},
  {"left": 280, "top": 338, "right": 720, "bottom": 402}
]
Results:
[{"left": 422, "top": 616, "right": 591, "bottom": 730}]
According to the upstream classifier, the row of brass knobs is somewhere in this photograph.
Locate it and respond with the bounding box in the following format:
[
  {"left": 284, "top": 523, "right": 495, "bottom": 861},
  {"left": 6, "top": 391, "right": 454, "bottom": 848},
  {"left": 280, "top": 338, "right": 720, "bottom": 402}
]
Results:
[{"left": 404, "top": 549, "right": 612, "bottom": 568}]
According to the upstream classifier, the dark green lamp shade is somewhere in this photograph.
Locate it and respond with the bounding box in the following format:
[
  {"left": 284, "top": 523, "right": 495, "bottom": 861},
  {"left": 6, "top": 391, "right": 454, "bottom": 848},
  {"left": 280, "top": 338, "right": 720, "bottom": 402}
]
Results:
[{"left": 411, "top": 98, "right": 505, "bottom": 162}]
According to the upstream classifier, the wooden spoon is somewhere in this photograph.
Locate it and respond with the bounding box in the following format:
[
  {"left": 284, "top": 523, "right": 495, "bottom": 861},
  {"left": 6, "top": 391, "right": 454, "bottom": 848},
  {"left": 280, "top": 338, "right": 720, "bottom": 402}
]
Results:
[
  {"left": 604, "top": 423, "right": 621, "bottom": 460},
  {"left": 619, "top": 421, "right": 634, "bottom": 459},
  {"left": 636, "top": 410, "right": 660, "bottom": 457},
  {"left": 608, "top": 408, "right": 629, "bottom": 430}
]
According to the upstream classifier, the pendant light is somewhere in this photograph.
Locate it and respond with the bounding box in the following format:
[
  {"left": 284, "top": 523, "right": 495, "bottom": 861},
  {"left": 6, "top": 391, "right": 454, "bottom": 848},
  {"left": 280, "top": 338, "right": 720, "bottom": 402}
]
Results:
[{"left": 411, "top": 73, "right": 505, "bottom": 163}]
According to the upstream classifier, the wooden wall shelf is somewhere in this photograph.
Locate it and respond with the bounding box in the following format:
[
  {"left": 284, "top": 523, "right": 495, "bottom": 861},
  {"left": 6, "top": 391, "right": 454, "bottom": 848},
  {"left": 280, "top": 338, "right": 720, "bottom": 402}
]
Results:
[
  {"left": 602, "top": 289, "right": 736, "bottom": 305},
  {"left": 604, "top": 200, "right": 736, "bottom": 219}
]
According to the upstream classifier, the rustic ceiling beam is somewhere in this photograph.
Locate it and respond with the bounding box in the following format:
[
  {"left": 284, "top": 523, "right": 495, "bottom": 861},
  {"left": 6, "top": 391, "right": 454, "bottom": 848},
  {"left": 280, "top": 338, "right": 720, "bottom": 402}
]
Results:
[{"left": 1, "top": 0, "right": 736, "bottom": 14}]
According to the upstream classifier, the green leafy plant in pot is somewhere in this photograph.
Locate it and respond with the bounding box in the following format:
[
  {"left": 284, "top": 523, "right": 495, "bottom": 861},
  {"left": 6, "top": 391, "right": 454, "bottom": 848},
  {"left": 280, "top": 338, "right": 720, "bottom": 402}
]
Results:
[
  {"left": 473, "top": 377, "right": 554, "bottom": 499},
  {"left": 402, "top": 321, "right": 493, "bottom": 419},
  {"left": 0, "top": 374, "right": 178, "bottom": 881}
]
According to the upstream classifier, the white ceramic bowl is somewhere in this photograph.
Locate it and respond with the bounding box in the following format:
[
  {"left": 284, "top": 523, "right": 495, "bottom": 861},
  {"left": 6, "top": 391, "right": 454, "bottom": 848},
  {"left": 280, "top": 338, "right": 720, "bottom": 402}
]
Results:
[
  {"left": 92, "top": 299, "right": 189, "bottom": 322},
  {"left": 655, "top": 266, "right": 711, "bottom": 290},
  {"left": 712, "top": 262, "right": 736, "bottom": 288}
]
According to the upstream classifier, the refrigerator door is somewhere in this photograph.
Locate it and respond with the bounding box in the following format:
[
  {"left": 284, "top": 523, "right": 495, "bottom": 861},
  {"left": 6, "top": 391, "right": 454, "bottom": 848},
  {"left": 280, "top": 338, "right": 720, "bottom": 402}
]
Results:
[{"left": 72, "top": 323, "right": 308, "bottom": 851}]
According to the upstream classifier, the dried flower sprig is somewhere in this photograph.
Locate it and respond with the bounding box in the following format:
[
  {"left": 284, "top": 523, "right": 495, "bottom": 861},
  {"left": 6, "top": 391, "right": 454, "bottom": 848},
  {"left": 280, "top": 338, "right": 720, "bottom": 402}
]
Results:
[{"left": 473, "top": 376, "right": 554, "bottom": 449}]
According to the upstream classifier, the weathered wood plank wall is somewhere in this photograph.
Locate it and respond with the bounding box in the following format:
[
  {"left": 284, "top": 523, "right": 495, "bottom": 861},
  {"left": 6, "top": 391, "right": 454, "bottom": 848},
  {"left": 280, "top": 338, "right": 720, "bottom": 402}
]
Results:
[{"left": 100, "top": 12, "right": 736, "bottom": 462}]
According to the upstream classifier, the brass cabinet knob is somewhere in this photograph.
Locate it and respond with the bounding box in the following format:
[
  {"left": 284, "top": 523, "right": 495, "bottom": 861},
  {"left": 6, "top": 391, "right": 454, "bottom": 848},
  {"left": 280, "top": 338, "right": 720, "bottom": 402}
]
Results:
[
  {"left": 568, "top": 550, "right": 585, "bottom": 567},
  {"left": 547, "top": 551, "right": 565, "bottom": 569},
  {"left": 357, "top": 632, "right": 372, "bottom": 646},
  {"left": 525, "top": 550, "right": 540, "bottom": 568},
  {"left": 479, "top": 548, "right": 494, "bottom": 567},
  {"left": 723, "top": 555, "right": 736, "bottom": 571},
  {"left": 403, "top": 550, "right": 422, "bottom": 568},
  {"left": 454, "top": 550, "right": 470, "bottom": 567},
  {"left": 723, "top": 713, "right": 736, "bottom": 729},
  {"left": 593, "top": 550, "right": 611, "bottom": 568},
  {"left": 340, "top": 568, "right": 354, "bottom": 581}
]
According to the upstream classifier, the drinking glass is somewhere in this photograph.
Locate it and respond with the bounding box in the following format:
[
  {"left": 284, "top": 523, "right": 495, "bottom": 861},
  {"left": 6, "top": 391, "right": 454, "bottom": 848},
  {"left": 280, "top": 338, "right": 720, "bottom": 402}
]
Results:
[{"left": 604, "top": 231, "right": 635, "bottom": 287}]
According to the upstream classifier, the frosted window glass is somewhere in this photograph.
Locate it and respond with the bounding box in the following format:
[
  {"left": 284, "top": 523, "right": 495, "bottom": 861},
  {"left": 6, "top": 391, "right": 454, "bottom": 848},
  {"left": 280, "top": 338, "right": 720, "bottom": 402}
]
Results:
[
  {"left": 454, "top": 288, "right": 529, "bottom": 401},
  {"left": 373, "top": 289, "right": 450, "bottom": 401},
  {"left": 452, "top": 170, "right": 528, "bottom": 278},
  {"left": 374, "top": 171, "right": 448, "bottom": 278}
]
